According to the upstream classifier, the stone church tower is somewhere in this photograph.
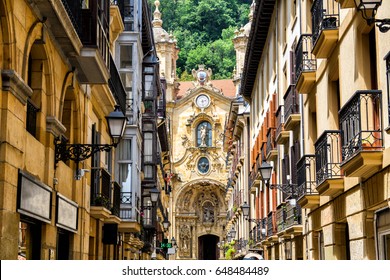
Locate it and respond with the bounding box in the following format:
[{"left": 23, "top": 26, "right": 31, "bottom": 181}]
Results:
[
  {"left": 152, "top": 1, "right": 236, "bottom": 259},
  {"left": 232, "top": 0, "right": 255, "bottom": 94}
]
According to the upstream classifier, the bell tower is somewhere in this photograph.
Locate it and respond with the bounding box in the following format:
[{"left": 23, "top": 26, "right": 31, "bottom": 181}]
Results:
[{"left": 152, "top": 0, "right": 180, "bottom": 103}]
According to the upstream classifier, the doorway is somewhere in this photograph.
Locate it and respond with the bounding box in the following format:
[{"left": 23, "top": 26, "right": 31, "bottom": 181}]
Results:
[{"left": 198, "top": 234, "right": 219, "bottom": 260}]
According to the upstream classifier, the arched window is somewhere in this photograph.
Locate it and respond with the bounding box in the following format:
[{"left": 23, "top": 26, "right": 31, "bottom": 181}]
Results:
[{"left": 196, "top": 121, "right": 212, "bottom": 147}]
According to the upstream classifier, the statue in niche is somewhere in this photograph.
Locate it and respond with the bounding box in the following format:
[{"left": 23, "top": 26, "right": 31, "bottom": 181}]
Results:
[
  {"left": 179, "top": 225, "right": 191, "bottom": 257},
  {"left": 180, "top": 190, "right": 193, "bottom": 212},
  {"left": 200, "top": 125, "right": 207, "bottom": 146},
  {"left": 203, "top": 201, "right": 214, "bottom": 223}
]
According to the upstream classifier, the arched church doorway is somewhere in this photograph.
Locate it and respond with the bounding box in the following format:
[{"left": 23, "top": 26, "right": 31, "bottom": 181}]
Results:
[{"left": 198, "top": 234, "right": 219, "bottom": 260}]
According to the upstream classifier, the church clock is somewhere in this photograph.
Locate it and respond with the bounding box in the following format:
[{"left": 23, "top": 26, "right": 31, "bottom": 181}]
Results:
[{"left": 195, "top": 94, "right": 210, "bottom": 108}]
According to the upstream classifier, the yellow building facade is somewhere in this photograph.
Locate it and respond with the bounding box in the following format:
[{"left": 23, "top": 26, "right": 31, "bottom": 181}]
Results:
[
  {"left": 0, "top": 0, "right": 160, "bottom": 260},
  {"left": 238, "top": 0, "right": 390, "bottom": 260}
]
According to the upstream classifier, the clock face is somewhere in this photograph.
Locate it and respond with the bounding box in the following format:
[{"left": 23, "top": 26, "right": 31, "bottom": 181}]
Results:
[{"left": 196, "top": 94, "right": 210, "bottom": 108}]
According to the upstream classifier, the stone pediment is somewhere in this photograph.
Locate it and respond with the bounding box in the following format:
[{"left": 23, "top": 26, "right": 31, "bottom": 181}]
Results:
[{"left": 175, "top": 86, "right": 233, "bottom": 109}]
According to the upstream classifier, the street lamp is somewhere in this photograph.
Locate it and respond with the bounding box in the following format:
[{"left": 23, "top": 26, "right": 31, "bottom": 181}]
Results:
[
  {"left": 55, "top": 105, "right": 127, "bottom": 180},
  {"left": 354, "top": 0, "right": 390, "bottom": 32},
  {"left": 149, "top": 187, "right": 160, "bottom": 205},
  {"left": 230, "top": 227, "right": 237, "bottom": 240},
  {"left": 241, "top": 201, "right": 262, "bottom": 224},
  {"left": 162, "top": 217, "right": 171, "bottom": 231},
  {"left": 171, "top": 237, "right": 177, "bottom": 247},
  {"left": 259, "top": 160, "right": 273, "bottom": 185},
  {"left": 227, "top": 232, "right": 232, "bottom": 242}
]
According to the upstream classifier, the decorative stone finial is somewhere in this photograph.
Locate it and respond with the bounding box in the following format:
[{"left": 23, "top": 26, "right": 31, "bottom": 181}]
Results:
[
  {"left": 249, "top": 0, "right": 255, "bottom": 22},
  {"left": 153, "top": 0, "right": 163, "bottom": 28}
]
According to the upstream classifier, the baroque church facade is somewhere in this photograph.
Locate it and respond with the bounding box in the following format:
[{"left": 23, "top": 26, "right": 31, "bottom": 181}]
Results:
[{"left": 152, "top": 0, "right": 236, "bottom": 259}]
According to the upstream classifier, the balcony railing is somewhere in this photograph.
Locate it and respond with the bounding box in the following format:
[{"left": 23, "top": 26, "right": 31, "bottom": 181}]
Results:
[
  {"left": 311, "top": 0, "right": 340, "bottom": 45},
  {"left": 339, "top": 90, "right": 383, "bottom": 163},
  {"left": 295, "top": 34, "right": 317, "bottom": 84},
  {"left": 266, "top": 128, "right": 276, "bottom": 157},
  {"left": 120, "top": 191, "right": 133, "bottom": 220},
  {"left": 111, "top": 181, "right": 121, "bottom": 217},
  {"left": 126, "top": 98, "right": 135, "bottom": 124},
  {"left": 255, "top": 218, "right": 267, "bottom": 242},
  {"left": 61, "top": 0, "right": 82, "bottom": 34},
  {"left": 117, "top": 0, "right": 135, "bottom": 31},
  {"left": 276, "top": 105, "right": 283, "bottom": 137},
  {"left": 285, "top": 203, "right": 302, "bottom": 228},
  {"left": 267, "top": 211, "right": 276, "bottom": 237},
  {"left": 109, "top": 55, "right": 127, "bottom": 114},
  {"left": 233, "top": 190, "right": 243, "bottom": 210},
  {"left": 91, "top": 168, "right": 111, "bottom": 209},
  {"left": 283, "top": 84, "right": 299, "bottom": 121},
  {"left": 276, "top": 205, "right": 286, "bottom": 233},
  {"left": 297, "top": 155, "right": 318, "bottom": 199},
  {"left": 315, "top": 130, "right": 342, "bottom": 185},
  {"left": 62, "top": 0, "right": 110, "bottom": 66}
]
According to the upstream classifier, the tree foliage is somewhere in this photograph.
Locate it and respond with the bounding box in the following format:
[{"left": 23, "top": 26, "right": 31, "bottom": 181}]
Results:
[{"left": 148, "top": 0, "right": 251, "bottom": 80}]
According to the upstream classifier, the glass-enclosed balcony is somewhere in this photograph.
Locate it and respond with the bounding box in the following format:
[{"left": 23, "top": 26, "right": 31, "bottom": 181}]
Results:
[
  {"left": 311, "top": 0, "right": 340, "bottom": 58},
  {"left": 339, "top": 90, "right": 383, "bottom": 179}
]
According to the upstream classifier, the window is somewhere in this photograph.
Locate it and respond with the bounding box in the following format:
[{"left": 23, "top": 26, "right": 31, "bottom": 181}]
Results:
[
  {"left": 26, "top": 99, "right": 39, "bottom": 137},
  {"left": 376, "top": 208, "right": 390, "bottom": 260},
  {"left": 385, "top": 52, "right": 390, "bottom": 130},
  {"left": 117, "top": 138, "right": 132, "bottom": 193},
  {"left": 120, "top": 72, "right": 133, "bottom": 92},
  {"left": 120, "top": 45, "right": 133, "bottom": 69},
  {"left": 319, "top": 230, "right": 325, "bottom": 260},
  {"left": 197, "top": 121, "right": 212, "bottom": 147},
  {"left": 123, "top": 0, "right": 134, "bottom": 31},
  {"left": 144, "top": 133, "right": 153, "bottom": 162},
  {"left": 285, "top": 240, "right": 292, "bottom": 260}
]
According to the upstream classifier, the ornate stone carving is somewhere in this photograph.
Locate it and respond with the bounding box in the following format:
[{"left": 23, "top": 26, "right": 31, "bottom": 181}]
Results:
[{"left": 179, "top": 225, "right": 191, "bottom": 258}]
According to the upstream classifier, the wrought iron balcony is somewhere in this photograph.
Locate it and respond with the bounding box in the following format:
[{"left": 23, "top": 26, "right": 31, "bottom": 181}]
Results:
[
  {"left": 283, "top": 84, "right": 300, "bottom": 130},
  {"left": 311, "top": 0, "right": 340, "bottom": 58},
  {"left": 297, "top": 155, "right": 319, "bottom": 209},
  {"left": 111, "top": 181, "right": 121, "bottom": 217},
  {"left": 116, "top": 0, "right": 135, "bottom": 31},
  {"left": 109, "top": 55, "right": 127, "bottom": 114},
  {"left": 315, "top": 130, "right": 344, "bottom": 195},
  {"left": 266, "top": 128, "right": 277, "bottom": 161},
  {"left": 285, "top": 203, "right": 302, "bottom": 229},
  {"left": 339, "top": 90, "right": 383, "bottom": 179},
  {"left": 90, "top": 168, "right": 112, "bottom": 219},
  {"left": 295, "top": 34, "right": 317, "bottom": 94},
  {"left": 276, "top": 205, "right": 286, "bottom": 233},
  {"left": 276, "top": 105, "right": 289, "bottom": 144},
  {"left": 267, "top": 211, "right": 276, "bottom": 237},
  {"left": 255, "top": 218, "right": 267, "bottom": 243},
  {"left": 120, "top": 191, "right": 133, "bottom": 220},
  {"left": 126, "top": 98, "right": 135, "bottom": 125},
  {"left": 62, "top": 0, "right": 111, "bottom": 83}
]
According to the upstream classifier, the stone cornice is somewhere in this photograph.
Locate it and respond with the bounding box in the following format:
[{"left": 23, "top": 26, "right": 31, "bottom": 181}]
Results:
[
  {"left": 2, "top": 70, "right": 33, "bottom": 105},
  {"left": 46, "top": 116, "right": 66, "bottom": 137}
]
